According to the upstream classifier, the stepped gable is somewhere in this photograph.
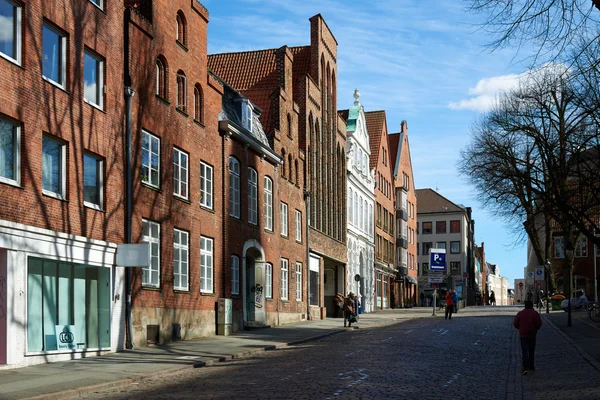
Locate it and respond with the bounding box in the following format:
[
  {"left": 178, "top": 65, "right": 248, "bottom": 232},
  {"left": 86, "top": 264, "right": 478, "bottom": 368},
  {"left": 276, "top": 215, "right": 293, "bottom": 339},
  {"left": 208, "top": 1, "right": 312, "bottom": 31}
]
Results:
[
  {"left": 365, "top": 110, "right": 387, "bottom": 170},
  {"left": 415, "top": 188, "right": 465, "bottom": 214}
]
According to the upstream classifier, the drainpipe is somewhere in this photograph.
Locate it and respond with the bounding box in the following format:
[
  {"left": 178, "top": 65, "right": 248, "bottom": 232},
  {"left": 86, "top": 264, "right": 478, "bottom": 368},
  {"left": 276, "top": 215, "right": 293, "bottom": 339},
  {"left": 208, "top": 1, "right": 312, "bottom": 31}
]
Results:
[
  {"left": 124, "top": 8, "right": 134, "bottom": 350},
  {"left": 221, "top": 130, "right": 227, "bottom": 298},
  {"left": 304, "top": 190, "right": 311, "bottom": 320}
]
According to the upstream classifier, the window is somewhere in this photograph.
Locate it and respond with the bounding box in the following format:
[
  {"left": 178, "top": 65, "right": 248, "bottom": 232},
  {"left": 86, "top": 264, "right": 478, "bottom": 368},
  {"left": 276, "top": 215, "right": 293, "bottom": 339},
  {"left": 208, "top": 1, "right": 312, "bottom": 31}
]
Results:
[
  {"left": 553, "top": 236, "right": 564, "bottom": 259},
  {"left": 369, "top": 204, "right": 373, "bottom": 237},
  {"left": 450, "top": 241, "right": 460, "bottom": 254},
  {"left": 575, "top": 236, "right": 588, "bottom": 258},
  {"left": 141, "top": 130, "right": 160, "bottom": 188},
  {"left": 0, "top": 117, "right": 20, "bottom": 185},
  {"left": 241, "top": 100, "right": 253, "bottom": 132},
  {"left": 173, "top": 229, "right": 189, "bottom": 291},
  {"left": 42, "top": 23, "right": 66, "bottom": 87},
  {"left": 422, "top": 242, "right": 432, "bottom": 255},
  {"left": 265, "top": 263, "right": 273, "bottom": 299},
  {"left": 194, "top": 84, "right": 203, "bottom": 123},
  {"left": 83, "top": 49, "right": 104, "bottom": 109},
  {"left": 359, "top": 196, "right": 363, "bottom": 231},
  {"left": 0, "top": 0, "right": 21, "bottom": 64},
  {"left": 422, "top": 221, "right": 432, "bottom": 234},
  {"left": 422, "top": 262, "right": 429, "bottom": 275},
  {"left": 200, "top": 236, "right": 213, "bottom": 293},
  {"left": 354, "top": 192, "right": 358, "bottom": 225},
  {"left": 42, "top": 135, "right": 66, "bottom": 198},
  {"left": 281, "top": 259, "right": 289, "bottom": 300},
  {"left": 296, "top": 262, "right": 302, "bottom": 301},
  {"left": 176, "top": 11, "right": 186, "bottom": 46},
  {"left": 435, "top": 241, "right": 446, "bottom": 250},
  {"left": 264, "top": 176, "right": 273, "bottom": 230},
  {"left": 231, "top": 255, "right": 239, "bottom": 295},
  {"left": 142, "top": 219, "right": 160, "bottom": 288},
  {"left": 173, "top": 148, "right": 188, "bottom": 199},
  {"left": 248, "top": 168, "right": 257, "bottom": 224},
  {"left": 83, "top": 153, "right": 103, "bottom": 208},
  {"left": 88, "top": 0, "right": 103, "bottom": 9},
  {"left": 229, "top": 157, "right": 240, "bottom": 218},
  {"left": 295, "top": 210, "right": 302, "bottom": 242},
  {"left": 280, "top": 202, "right": 288, "bottom": 236},
  {"left": 450, "top": 262, "right": 460, "bottom": 274},
  {"left": 348, "top": 189, "right": 353, "bottom": 225},
  {"left": 200, "top": 161, "right": 213, "bottom": 209},
  {"left": 176, "top": 71, "right": 187, "bottom": 113},
  {"left": 156, "top": 57, "right": 167, "bottom": 98},
  {"left": 435, "top": 221, "right": 446, "bottom": 234},
  {"left": 450, "top": 220, "right": 461, "bottom": 233}
]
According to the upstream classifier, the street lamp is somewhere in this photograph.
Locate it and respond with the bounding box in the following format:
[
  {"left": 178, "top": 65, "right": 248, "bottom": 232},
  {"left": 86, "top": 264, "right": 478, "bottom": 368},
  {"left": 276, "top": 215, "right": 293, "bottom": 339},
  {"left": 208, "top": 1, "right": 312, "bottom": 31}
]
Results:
[
  {"left": 565, "top": 239, "right": 575, "bottom": 328},
  {"left": 545, "top": 260, "right": 551, "bottom": 314}
]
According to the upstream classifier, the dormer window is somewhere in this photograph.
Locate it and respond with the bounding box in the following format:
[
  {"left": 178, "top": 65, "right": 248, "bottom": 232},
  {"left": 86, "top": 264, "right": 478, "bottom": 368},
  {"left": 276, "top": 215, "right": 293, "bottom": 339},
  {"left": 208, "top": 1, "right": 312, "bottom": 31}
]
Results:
[{"left": 241, "top": 100, "right": 253, "bottom": 132}]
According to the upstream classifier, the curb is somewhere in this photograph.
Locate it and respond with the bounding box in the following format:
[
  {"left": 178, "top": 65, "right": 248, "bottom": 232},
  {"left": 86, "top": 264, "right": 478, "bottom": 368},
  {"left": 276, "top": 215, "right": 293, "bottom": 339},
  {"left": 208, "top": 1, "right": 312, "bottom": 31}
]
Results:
[
  {"left": 23, "top": 329, "right": 349, "bottom": 400},
  {"left": 543, "top": 314, "right": 600, "bottom": 373}
]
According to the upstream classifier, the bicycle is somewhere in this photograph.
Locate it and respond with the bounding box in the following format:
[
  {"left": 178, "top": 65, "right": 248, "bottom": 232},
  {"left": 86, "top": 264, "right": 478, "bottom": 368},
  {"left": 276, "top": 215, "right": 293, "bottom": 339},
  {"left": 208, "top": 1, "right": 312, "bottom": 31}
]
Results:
[{"left": 587, "top": 302, "right": 600, "bottom": 322}]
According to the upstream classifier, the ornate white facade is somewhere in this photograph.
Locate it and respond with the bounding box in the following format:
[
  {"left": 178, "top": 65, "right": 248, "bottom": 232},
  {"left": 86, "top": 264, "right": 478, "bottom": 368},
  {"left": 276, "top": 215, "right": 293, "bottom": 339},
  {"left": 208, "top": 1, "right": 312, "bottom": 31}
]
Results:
[{"left": 345, "top": 90, "right": 376, "bottom": 313}]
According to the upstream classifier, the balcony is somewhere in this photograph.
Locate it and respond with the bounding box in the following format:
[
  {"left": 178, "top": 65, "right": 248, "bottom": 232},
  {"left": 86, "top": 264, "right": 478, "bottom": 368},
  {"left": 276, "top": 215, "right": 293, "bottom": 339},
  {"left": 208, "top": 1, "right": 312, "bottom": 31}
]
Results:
[
  {"left": 397, "top": 266, "right": 408, "bottom": 276},
  {"left": 401, "top": 209, "right": 408, "bottom": 221},
  {"left": 396, "top": 238, "right": 408, "bottom": 249}
]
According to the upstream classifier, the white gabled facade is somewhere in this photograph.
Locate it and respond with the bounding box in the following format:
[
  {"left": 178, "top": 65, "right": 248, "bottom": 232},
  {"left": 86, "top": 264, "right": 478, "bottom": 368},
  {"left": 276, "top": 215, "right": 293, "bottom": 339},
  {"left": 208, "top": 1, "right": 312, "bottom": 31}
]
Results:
[{"left": 344, "top": 90, "right": 376, "bottom": 313}]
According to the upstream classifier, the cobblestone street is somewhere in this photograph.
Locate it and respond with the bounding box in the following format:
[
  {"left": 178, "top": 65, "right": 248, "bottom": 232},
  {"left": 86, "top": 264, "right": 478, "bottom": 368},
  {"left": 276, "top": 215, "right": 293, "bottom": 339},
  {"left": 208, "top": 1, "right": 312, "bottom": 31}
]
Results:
[{"left": 68, "top": 307, "right": 600, "bottom": 400}]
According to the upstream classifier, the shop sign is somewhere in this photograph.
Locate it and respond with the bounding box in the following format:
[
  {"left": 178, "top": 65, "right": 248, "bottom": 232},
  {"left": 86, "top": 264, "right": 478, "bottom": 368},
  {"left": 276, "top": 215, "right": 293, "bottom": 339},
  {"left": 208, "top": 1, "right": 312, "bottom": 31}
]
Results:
[{"left": 55, "top": 325, "right": 77, "bottom": 350}]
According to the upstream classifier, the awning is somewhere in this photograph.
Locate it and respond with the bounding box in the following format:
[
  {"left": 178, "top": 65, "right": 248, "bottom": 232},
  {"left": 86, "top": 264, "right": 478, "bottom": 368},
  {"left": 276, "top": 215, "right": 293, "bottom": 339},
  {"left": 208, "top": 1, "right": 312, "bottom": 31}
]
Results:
[{"left": 406, "top": 276, "right": 418, "bottom": 284}]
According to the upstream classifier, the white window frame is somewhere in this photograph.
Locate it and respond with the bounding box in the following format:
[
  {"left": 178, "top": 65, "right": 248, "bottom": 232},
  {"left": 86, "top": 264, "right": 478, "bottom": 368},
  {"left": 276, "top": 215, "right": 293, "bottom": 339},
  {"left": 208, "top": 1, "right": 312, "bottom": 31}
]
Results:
[
  {"left": 42, "top": 23, "right": 67, "bottom": 89},
  {"left": 296, "top": 262, "right": 302, "bottom": 301},
  {"left": 241, "top": 100, "right": 253, "bottom": 132},
  {"left": 575, "top": 236, "right": 588, "bottom": 258},
  {"left": 295, "top": 210, "right": 302, "bottom": 242},
  {"left": 141, "top": 130, "right": 160, "bottom": 188},
  {"left": 554, "top": 236, "right": 565, "bottom": 259},
  {"left": 348, "top": 189, "right": 353, "bottom": 225},
  {"left": 83, "top": 152, "right": 103, "bottom": 210},
  {"left": 173, "top": 229, "right": 189, "bottom": 291},
  {"left": 435, "top": 241, "right": 446, "bottom": 250},
  {"left": 88, "top": 0, "right": 103, "bottom": 10},
  {"left": 280, "top": 202, "right": 288, "bottom": 237},
  {"left": 42, "top": 134, "right": 66, "bottom": 199},
  {"left": 265, "top": 263, "right": 272, "bottom": 299},
  {"left": 0, "top": 118, "right": 21, "bottom": 186},
  {"left": 200, "top": 236, "right": 213, "bottom": 293},
  {"left": 0, "top": 0, "right": 21, "bottom": 65},
  {"left": 264, "top": 176, "right": 273, "bottom": 230},
  {"left": 142, "top": 219, "right": 160, "bottom": 288},
  {"left": 229, "top": 157, "right": 240, "bottom": 218},
  {"left": 173, "top": 148, "right": 188, "bottom": 199},
  {"left": 231, "top": 255, "right": 240, "bottom": 295},
  {"left": 281, "top": 258, "right": 289, "bottom": 300},
  {"left": 83, "top": 49, "right": 104, "bottom": 110},
  {"left": 248, "top": 168, "right": 257, "bottom": 225},
  {"left": 200, "top": 161, "right": 213, "bottom": 209}
]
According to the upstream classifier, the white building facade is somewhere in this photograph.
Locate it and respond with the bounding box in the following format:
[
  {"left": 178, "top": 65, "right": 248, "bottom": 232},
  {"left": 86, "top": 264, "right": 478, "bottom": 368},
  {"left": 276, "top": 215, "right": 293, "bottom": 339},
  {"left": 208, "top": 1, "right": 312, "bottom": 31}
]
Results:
[{"left": 344, "top": 90, "right": 376, "bottom": 313}]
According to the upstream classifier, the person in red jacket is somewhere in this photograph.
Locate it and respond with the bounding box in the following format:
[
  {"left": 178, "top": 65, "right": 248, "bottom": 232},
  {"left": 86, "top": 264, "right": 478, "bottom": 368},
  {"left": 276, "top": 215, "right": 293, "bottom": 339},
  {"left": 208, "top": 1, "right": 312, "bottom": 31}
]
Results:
[
  {"left": 445, "top": 290, "right": 455, "bottom": 320},
  {"left": 513, "top": 300, "right": 543, "bottom": 375}
]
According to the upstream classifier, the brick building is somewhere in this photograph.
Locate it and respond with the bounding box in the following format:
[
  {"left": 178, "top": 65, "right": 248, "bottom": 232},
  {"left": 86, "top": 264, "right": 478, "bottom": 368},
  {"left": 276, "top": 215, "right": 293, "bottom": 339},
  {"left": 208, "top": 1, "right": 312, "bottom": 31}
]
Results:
[
  {"left": 209, "top": 14, "right": 347, "bottom": 320},
  {"left": 0, "top": 0, "right": 127, "bottom": 367},
  {"left": 366, "top": 111, "right": 396, "bottom": 309},
  {"left": 389, "top": 121, "right": 418, "bottom": 307}
]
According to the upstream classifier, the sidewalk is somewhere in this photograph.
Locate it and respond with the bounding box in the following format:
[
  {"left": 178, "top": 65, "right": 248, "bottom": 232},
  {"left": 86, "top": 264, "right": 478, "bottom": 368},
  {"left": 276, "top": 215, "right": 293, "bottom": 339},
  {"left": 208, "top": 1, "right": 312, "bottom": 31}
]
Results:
[{"left": 0, "top": 308, "right": 432, "bottom": 400}]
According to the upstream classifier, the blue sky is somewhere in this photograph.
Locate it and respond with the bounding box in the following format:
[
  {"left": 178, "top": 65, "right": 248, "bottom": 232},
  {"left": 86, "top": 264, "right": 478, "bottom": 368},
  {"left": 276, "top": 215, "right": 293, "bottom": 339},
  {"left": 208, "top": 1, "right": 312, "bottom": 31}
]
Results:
[{"left": 204, "top": 0, "right": 534, "bottom": 287}]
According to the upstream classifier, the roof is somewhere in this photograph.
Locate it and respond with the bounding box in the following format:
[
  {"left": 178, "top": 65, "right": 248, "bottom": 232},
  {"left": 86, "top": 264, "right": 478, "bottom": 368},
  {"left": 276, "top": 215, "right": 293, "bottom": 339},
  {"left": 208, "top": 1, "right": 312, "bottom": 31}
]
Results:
[
  {"left": 208, "top": 46, "right": 311, "bottom": 135},
  {"left": 338, "top": 109, "right": 349, "bottom": 122},
  {"left": 365, "top": 110, "right": 387, "bottom": 170},
  {"left": 415, "top": 188, "right": 467, "bottom": 214}
]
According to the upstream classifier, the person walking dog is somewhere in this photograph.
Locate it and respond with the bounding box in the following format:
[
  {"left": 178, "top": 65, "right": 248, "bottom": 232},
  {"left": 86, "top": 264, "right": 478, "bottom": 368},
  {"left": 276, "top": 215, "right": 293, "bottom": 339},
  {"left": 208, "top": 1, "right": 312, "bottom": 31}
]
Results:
[{"left": 513, "top": 300, "right": 542, "bottom": 375}]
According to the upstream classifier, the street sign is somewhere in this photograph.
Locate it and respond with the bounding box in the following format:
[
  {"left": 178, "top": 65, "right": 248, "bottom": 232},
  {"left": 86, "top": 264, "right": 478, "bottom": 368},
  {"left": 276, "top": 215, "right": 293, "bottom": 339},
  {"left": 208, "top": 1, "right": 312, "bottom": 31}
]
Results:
[
  {"left": 519, "top": 282, "right": 524, "bottom": 288},
  {"left": 534, "top": 267, "right": 544, "bottom": 281},
  {"left": 429, "top": 248, "right": 446, "bottom": 271},
  {"left": 526, "top": 271, "right": 534, "bottom": 283},
  {"left": 428, "top": 271, "right": 444, "bottom": 284},
  {"left": 463, "top": 272, "right": 469, "bottom": 279},
  {"left": 537, "top": 282, "right": 542, "bottom": 289}
]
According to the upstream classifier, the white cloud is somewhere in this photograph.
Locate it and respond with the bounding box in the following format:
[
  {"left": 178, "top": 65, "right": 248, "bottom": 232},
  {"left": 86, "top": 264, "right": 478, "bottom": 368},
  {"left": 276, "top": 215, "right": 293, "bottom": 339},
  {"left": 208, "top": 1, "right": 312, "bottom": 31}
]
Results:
[
  {"left": 448, "top": 73, "right": 523, "bottom": 111},
  {"left": 0, "top": 16, "right": 14, "bottom": 42}
]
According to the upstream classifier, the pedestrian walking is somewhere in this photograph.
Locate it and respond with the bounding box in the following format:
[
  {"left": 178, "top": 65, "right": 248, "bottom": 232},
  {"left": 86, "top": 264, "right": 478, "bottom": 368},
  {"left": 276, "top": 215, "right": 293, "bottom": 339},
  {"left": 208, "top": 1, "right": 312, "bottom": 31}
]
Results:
[
  {"left": 513, "top": 300, "right": 542, "bottom": 375},
  {"left": 390, "top": 290, "right": 396, "bottom": 309},
  {"left": 343, "top": 292, "right": 356, "bottom": 327},
  {"left": 453, "top": 289, "right": 459, "bottom": 313},
  {"left": 490, "top": 290, "right": 496, "bottom": 306},
  {"left": 420, "top": 292, "right": 425, "bottom": 307},
  {"left": 445, "top": 291, "right": 454, "bottom": 319}
]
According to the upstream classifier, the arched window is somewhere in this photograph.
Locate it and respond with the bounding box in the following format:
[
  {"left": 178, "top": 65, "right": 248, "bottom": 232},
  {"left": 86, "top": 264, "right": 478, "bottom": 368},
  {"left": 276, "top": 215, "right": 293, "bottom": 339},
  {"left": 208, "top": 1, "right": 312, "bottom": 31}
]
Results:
[
  {"left": 288, "top": 154, "right": 293, "bottom": 182},
  {"left": 229, "top": 157, "right": 240, "bottom": 218},
  {"left": 194, "top": 84, "right": 203, "bottom": 123},
  {"left": 294, "top": 159, "right": 299, "bottom": 187},
  {"left": 248, "top": 167, "right": 258, "bottom": 225},
  {"left": 176, "top": 11, "right": 187, "bottom": 47},
  {"left": 264, "top": 176, "right": 273, "bottom": 231},
  {"left": 281, "top": 149, "right": 286, "bottom": 178},
  {"left": 156, "top": 57, "right": 167, "bottom": 99},
  {"left": 287, "top": 113, "right": 292, "bottom": 138},
  {"left": 176, "top": 70, "right": 186, "bottom": 113}
]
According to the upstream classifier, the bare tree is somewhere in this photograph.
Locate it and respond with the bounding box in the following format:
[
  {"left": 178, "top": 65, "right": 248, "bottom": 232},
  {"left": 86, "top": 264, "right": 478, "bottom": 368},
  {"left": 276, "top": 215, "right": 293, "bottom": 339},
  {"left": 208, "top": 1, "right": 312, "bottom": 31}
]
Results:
[{"left": 466, "top": 0, "right": 600, "bottom": 65}]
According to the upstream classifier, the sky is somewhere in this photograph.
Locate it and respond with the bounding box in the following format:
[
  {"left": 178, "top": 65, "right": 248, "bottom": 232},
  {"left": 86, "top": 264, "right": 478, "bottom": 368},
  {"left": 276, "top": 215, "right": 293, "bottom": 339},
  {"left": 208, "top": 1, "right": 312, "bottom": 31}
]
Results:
[{"left": 203, "top": 0, "right": 536, "bottom": 288}]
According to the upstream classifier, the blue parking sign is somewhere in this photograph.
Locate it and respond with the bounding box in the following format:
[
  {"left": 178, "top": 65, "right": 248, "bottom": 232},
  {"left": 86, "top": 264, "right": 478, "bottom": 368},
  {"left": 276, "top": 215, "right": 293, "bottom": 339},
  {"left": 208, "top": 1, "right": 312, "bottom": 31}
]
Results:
[{"left": 430, "top": 249, "right": 446, "bottom": 271}]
